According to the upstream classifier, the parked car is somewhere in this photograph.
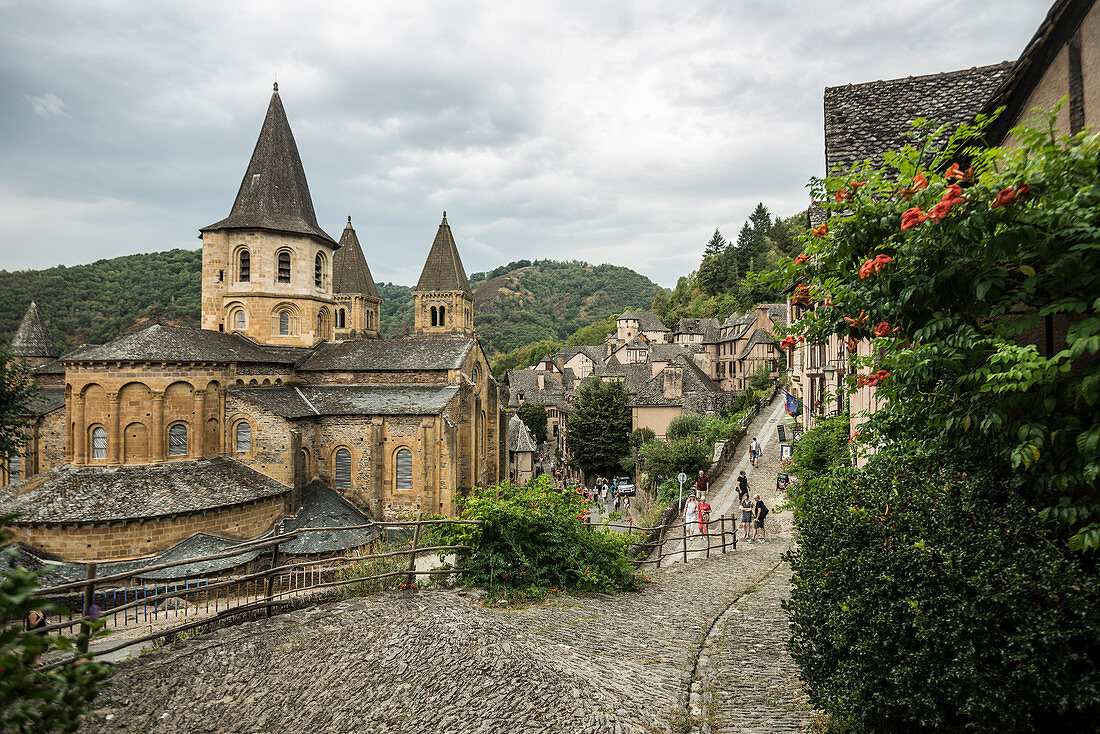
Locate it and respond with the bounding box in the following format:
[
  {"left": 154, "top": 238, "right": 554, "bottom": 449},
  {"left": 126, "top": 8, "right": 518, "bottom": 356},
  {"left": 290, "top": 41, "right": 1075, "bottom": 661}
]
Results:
[{"left": 615, "top": 476, "right": 636, "bottom": 496}]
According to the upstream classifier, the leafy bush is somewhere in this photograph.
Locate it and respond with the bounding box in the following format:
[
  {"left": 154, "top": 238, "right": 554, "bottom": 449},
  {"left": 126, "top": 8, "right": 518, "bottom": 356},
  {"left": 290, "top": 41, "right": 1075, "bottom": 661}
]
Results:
[
  {"left": 1, "top": 531, "right": 109, "bottom": 732},
  {"left": 786, "top": 445, "right": 1100, "bottom": 732},
  {"left": 515, "top": 402, "right": 549, "bottom": 445},
  {"left": 748, "top": 364, "right": 774, "bottom": 391},
  {"left": 629, "top": 428, "right": 655, "bottom": 449},
  {"left": 788, "top": 413, "right": 850, "bottom": 485},
  {"left": 665, "top": 413, "right": 705, "bottom": 441},
  {"left": 441, "top": 477, "right": 640, "bottom": 594}
]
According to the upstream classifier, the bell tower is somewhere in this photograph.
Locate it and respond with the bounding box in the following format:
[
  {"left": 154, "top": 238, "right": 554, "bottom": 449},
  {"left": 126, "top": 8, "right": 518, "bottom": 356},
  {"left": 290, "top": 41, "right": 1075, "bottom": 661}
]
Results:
[
  {"left": 333, "top": 216, "right": 383, "bottom": 339},
  {"left": 198, "top": 85, "right": 339, "bottom": 347},
  {"left": 412, "top": 212, "right": 474, "bottom": 336}
]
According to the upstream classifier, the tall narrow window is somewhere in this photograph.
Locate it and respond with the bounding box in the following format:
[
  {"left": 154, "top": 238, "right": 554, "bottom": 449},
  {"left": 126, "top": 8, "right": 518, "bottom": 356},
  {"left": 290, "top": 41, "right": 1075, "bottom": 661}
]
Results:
[
  {"left": 430, "top": 306, "right": 437, "bottom": 326},
  {"left": 439, "top": 305, "right": 446, "bottom": 325},
  {"left": 168, "top": 423, "right": 188, "bottom": 456},
  {"left": 8, "top": 453, "right": 21, "bottom": 482},
  {"left": 235, "top": 421, "right": 251, "bottom": 452},
  {"left": 279, "top": 311, "right": 290, "bottom": 336},
  {"left": 334, "top": 448, "right": 352, "bottom": 489},
  {"left": 277, "top": 251, "right": 291, "bottom": 283},
  {"left": 315, "top": 254, "right": 324, "bottom": 288},
  {"left": 395, "top": 448, "right": 413, "bottom": 491},
  {"left": 235, "top": 310, "right": 246, "bottom": 330},
  {"left": 91, "top": 426, "right": 107, "bottom": 460},
  {"left": 316, "top": 312, "right": 325, "bottom": 338},
  {"left": 336, "top": 309, "right": 345, "bottom": 329},
  {"left": 238, "top": 250, "right": 250, "bottom": 282}
]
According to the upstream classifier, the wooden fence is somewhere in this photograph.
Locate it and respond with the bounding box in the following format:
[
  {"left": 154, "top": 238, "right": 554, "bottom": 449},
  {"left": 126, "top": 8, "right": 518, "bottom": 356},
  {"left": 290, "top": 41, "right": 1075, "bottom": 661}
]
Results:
[
  {"left": 22, "top": 513, "right": 479, "bottom": 671},
  {"left": 628, "top": 514, "right": 738, "bottom": 567}
]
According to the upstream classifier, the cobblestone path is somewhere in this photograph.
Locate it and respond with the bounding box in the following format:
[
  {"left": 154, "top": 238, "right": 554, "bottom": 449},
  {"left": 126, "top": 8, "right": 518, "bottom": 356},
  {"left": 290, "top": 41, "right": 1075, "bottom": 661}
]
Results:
[{"left": 81, "top": 399, "right": 816, "bottom": 734}]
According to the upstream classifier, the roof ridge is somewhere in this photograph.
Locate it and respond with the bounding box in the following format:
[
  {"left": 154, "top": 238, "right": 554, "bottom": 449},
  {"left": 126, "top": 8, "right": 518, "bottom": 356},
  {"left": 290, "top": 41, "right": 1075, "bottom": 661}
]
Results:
[{"left": 825, "top": 60, "right": 1015, "bottom": 92}]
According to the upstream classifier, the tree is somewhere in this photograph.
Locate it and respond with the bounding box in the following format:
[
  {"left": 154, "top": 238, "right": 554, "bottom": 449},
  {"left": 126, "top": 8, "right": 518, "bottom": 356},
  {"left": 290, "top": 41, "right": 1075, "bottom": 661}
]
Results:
[
  {"left": 565, "top": 378, "right": 631, "bottom": 479},
  {"left": 747, "top": 364, "right": 774, "bottom": 391},
  {"left": 515, "top": 403, "right": 548, "bottom": 445},
  {"left": 0, "top": 353, "right": 35, "bottom": 461},
  {"left": 704, "top": 228, "right": 726, "bottom": 258}
]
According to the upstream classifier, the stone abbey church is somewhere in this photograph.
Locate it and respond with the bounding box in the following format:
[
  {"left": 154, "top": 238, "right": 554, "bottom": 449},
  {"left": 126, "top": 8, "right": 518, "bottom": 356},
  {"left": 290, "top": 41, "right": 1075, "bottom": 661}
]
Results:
[{"left": 0, "top": 88, "right": 505, "bottom": 562}]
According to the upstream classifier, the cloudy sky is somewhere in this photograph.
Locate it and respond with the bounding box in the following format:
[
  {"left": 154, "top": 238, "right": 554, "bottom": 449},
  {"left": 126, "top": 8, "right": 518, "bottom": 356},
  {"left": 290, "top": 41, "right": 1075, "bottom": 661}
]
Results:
[{"left": 0, "top": 1, "right": 1050, "bottom": 287}]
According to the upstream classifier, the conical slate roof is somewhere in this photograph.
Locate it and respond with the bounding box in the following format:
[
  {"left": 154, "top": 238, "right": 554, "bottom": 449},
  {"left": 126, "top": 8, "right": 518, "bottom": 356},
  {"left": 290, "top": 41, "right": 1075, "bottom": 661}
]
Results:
[
  {"left": 333, "top": 217, "right": 380, "bottom": 299},
  {"left": 10, "top": 302, "right": 58, "bottom": 358},
  {"left": 201, "top": 87, "right": 336, "bottom": 246},
  {"left": 415, "top": 213, "right": 471, "bottom": 295}
]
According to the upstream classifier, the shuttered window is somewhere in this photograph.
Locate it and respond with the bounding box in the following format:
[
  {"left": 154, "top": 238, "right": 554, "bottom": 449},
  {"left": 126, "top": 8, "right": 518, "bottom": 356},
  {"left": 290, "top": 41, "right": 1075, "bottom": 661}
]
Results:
[
  {"left": 239, "top": 250, "right": 250, "bottom": 282},
  {"left": 334, "top": 448, "right": 352, "bottom": 490},
  {"left": 395, "top": 448, "right": 412, "bottom": 491},
  {"left": 91, "top": 427, "right": 107, "bottom": 459},
  {"left": 315, "top": 254, "right": 324, "bottom": 288},
  {"left": 277, "top": 251, "right": 291, "bottom": 283},
  {"left": 8, "top": 454, "right": 20, "bottom": 482},
  {"left": 235, "top": 421, "right": 251, "bottom": 452},
  {"left": 168, "top": 423, "right": 188, "bottom": 456}
]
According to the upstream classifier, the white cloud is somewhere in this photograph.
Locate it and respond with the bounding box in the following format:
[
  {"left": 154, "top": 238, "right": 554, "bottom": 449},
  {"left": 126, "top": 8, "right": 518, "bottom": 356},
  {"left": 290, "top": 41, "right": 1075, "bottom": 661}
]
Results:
[{"left": 26, "top": 93, "right": 68, "bottom": 118}]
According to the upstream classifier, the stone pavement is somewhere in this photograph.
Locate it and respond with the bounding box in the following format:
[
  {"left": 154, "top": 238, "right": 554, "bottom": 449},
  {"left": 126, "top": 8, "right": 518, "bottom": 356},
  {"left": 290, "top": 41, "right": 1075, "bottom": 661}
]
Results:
[{"left": 80, "top": 399, "right": 816, "bottom": 734}]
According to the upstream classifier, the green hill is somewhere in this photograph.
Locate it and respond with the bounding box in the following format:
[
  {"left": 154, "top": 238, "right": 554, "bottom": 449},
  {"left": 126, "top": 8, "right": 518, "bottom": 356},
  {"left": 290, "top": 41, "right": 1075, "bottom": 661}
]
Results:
[{"left": 0, "top": 253, "right": 658, "bottom": 358}]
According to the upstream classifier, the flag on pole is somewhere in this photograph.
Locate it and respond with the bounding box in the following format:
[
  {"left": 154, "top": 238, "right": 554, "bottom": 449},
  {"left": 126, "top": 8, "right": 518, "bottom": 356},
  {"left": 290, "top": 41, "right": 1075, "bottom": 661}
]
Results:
[{"left": 784, "top": 390, "right": 800, "bottom": 415}]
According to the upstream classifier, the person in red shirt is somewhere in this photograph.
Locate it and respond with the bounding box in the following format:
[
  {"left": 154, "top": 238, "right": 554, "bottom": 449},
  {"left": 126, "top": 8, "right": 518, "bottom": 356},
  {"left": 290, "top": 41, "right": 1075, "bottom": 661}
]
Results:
[
  {"left": 698, "top": 493, "right": 712, "bottom": 537},
  {"left": 695, "top": 470, "right": 709, "bottom": 496}
]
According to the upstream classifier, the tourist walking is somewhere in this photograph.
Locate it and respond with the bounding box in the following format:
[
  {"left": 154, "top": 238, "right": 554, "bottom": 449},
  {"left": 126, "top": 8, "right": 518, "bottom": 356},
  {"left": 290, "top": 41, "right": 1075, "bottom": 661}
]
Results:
[
  {"left": 736, "top": 469, "right": 749, "bottom": 501},
  {"left": 698, "top": 493, "right": 711, "bottom": 537},
  {"left": 739, "top": 494, "right": 754, "bottom": 539},
  {"left": 752, "top": 494, "right": 769, "bottom": 542},
  {"left": 749, "top": 437, "right": 761, "bottom": 467},
  {"left": 695, "top": 469, "right": 709, "bottom": 497},
  {"left": 684, "top": 494, "right": 699, "bottom": 538}
]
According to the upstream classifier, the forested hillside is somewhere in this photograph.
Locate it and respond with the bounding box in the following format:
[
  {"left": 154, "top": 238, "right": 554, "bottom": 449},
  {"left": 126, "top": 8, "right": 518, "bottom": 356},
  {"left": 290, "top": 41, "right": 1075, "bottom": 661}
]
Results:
[{"left": 0, "top": 252, "right": 658, "bottom": 359}]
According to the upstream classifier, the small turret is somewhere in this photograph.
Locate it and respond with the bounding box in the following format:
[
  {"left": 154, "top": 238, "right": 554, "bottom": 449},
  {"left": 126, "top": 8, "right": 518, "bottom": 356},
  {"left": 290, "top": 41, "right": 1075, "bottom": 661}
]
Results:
[
  {"left": 9, "top": 302, "right": 59, "bottom": 367},
  {"left": 333, "top": 216, "right": 383, "bottom": 339},
  {"left": 411, "top": 212, "right": 474, "bottom": 336}
]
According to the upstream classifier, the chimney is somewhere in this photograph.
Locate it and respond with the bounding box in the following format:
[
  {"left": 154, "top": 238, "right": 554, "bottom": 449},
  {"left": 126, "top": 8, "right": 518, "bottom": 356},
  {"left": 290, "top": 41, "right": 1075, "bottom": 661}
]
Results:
[
  {"left": 756, "top": 303, "right": 769, "bottom": 328},
  {"left": 663, "top": 366, "right": 683, "bottom": 399},
  {"left": 537, "top": 373, "right": 545, "bottom": 390}
]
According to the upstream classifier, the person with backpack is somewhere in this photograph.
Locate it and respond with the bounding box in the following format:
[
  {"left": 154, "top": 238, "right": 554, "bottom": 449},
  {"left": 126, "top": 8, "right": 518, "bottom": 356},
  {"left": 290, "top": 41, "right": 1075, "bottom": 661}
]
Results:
[
  {"left": 749, "top": 437, "right": 762, "bottom": 467},
  {"left": 752, "top": 494, "right": 769, "bottom": 541}
]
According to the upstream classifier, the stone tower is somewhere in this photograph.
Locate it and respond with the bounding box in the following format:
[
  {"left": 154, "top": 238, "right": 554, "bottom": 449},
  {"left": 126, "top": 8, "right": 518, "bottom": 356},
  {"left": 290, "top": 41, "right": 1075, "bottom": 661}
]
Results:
[
  {"left": 332, "top": 217, "right": 383, "bottom": 340},
  {"left": 411, "top": 213, "right": 474, "bottom": 336},
  {"left": 9, "top": 302, "right": 59, "bottom": 368},
  {"left": 198, "top": 85, "right": 339, "bottom": 347}
]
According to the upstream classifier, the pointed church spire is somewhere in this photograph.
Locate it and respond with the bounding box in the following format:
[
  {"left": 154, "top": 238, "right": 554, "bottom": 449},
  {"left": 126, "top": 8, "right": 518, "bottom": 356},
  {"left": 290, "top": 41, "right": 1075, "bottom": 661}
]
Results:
[
  {"left": 415, "top": 212, "right": 471, "bottom": 295},
  {"left": 201, "top": 89, "right": 336, "bottom": 246},
  {"left": 333, "top": 216, "right": 381, "bottom": 299},
  {"left": 10, "top": 302, "right": 58, "bottom": 359}
]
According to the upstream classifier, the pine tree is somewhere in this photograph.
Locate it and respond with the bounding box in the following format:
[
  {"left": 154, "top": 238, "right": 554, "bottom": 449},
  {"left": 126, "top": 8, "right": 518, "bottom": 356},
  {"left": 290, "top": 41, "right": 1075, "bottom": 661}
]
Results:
[{"left": 704, "top": 228, "right": 726, "bottom": 258}]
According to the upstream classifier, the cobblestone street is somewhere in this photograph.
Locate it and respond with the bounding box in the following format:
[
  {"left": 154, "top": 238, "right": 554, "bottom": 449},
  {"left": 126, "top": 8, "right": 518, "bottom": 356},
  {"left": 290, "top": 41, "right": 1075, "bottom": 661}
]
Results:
[{"left": 81, "top": 399, "right": 816, "bottom": 734}]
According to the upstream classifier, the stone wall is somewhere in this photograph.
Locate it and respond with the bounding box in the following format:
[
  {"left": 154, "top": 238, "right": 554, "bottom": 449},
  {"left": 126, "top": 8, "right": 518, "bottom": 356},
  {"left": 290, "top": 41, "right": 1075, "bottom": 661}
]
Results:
[
  {"left": 7, "top": 492, "right": 290, "bottom": 562},
  {"left": 225, "top": 393, "right": 295, "bottom": 486}
]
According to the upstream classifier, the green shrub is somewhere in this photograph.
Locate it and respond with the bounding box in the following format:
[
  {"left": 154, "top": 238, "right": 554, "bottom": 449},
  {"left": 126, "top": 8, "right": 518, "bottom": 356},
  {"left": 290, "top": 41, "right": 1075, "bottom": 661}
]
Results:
[
  {"left": 666, "top": 413, "right": 705, "bottom": 441},
  {"left": 788, "top": 413, "right": 850, "bottom": 485},
  {"left": 786, "top": 446, "right": 1100, "bottom": 732},
  {"left": 441, "top": 476, "right": 639, "bottom": 594}
]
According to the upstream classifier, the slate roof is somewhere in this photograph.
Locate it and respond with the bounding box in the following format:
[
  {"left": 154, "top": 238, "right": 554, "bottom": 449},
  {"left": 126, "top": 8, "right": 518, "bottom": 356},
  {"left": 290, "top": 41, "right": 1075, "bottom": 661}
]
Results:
[
  {"left": 9, "top": 302, "right": 58, "bottom": 358},
  {"left": 62, "top": 324, "right": 306, "bottom": 365},
  {"left": 297, "top": 337, "right": 474, "bottom": 372},
  {"left": 201, "top": 89, "right": 336, "bottom": 245},
  {"left": 765, "top": 303, "right": 788, "bottom": 328},
  {"left": 618, "top": 310, "right": 636, "bottom": 320},
  {"left": 590, "top": 362, "right": 654, "bottom": 396},
  {"left": 505, "top": 369, "right": 566, "bottom": 408},
  {"left": 25, "top": 387, "right": 65, "bottom": 416},
  {"left": 630, "top": 356, "right": 728, "bottom": 414},
  {"left": 277, "top": 481, "right": 379, "bottom": 555},
  {"left": 650, "top": 343, "right": 701, "bottom": 363},
  {"left": 823, "top": 62, "right": 1015, "bottom": 172},
  {"left": 507, "top": 414, "right": 537, "bottom": 453},
  {"left": 415, "top": 213, "right": 471, "bottom": 295},
  {"left": 231, "top": 384, "right": 459, "bottom": 418},
  {"left": 738, "top": 327, "right": 778, "bottom": 360},
  {"left": 333, "top": 217, "right": 381, "bottom": 299},
  {"left": 32, "top": 359, "right": 65, "bottom": 375},
  {"left": 635, "top": 310, "right": 670, "bottom": 332},
  {"left": 0, "top": 458, "right": 290, "bottom": 524},
  {"left": 675, "top": 317, "right": 719, "bottom": 336}
]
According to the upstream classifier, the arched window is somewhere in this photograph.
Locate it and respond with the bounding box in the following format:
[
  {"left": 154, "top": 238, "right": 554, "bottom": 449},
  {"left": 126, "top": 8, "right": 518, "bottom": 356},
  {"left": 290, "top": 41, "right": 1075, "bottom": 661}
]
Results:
[
  {"left": 234, "top": 309, "right": 246, "bottom": 330},
  {"left": 336, "top": 309, "right": 345, "bottom": 329},
  {"left": 366, "top": 309, "right": 372, "bottom": 329},
  {"left": 395, "top": 448, "right": 413, "bottom": 491},
  {"left": 279, "top": 311, "right": 290, "bottom": 336},
  {"left": 168, "top": 423, "right": 188, "bottom": 456},
  {"left": 235, "top": 421, "right": 251, "bottom": 452},
  {"left": 277, "top": 250, "right": 291, "bottom": 283},
  {"left": 430, "top": 306, "right": 438, "bottom": 327},
  {"left": 316, "top": 311, "right": 326, "bottom": 338},
  {"left": 315, "top": 253, "right": 324, "bottom": 288},
  {"left": 8, "top": 453, "right": 21, "bottom": 482},
  {"left": 91, "top": 426, "right": 107, "bottom": 460},
  {"left": 439, "top": 305, "right": 446, "bottom": 325},
  {"left": 334, "top": 448, "right": 352, "bottom": 490},
  {"left": 238, "top": 250, "right": 250, "bottom": 282}
]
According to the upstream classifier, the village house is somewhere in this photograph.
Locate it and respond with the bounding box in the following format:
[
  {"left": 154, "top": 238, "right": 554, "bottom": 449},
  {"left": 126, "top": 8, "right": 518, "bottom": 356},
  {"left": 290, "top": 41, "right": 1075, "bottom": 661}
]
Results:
[
  {"left": 789, "top": 0, "right": 1100, "bottom": 433},
  {"left": 1, "top": 87, "right": 506, "bottom": 562}
]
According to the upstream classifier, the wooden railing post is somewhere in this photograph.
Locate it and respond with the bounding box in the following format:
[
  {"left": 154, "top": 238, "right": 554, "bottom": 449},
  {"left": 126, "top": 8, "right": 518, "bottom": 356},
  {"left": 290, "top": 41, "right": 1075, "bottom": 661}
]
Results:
[
  {"left": 264, "top": 527, "right": 281, "bottom": 618},
  {"left": 77, "top": 563, "right": 97, "bottom": 654},
  {"left": 720, "top": 516, "right": 727, "bottom": 554},
  {"left": 682, "top": 522, "right": 688, "bottom": 565},
  {"left": 706, "top": 519, "right": 711, "bottom": 558},
  {"left": 406, "top": 510, "right": 423, "bottom": 588}
]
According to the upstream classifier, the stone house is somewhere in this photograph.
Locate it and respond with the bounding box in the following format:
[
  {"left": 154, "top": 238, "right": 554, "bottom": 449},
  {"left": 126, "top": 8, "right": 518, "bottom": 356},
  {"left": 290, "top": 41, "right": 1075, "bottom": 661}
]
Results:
[
  {"left": 613, "top": 309, "right": 671, "bottom": 345},
  {"left": 1, "top": 88, "right": 505, "bottom": 562},
  {"left": 790, "top": 0, "right": 1100, "bottom": 433},
  {"left": 507, "top": 414, "right": 538, "bottom": 484}
]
